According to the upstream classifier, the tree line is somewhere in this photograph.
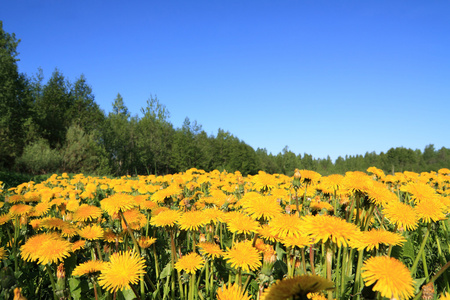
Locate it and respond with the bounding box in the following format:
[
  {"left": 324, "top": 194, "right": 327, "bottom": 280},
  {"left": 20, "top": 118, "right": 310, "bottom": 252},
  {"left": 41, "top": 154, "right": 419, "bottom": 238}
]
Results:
[{"left": 1, "top": 22, "right": 449, "bottom": 177}]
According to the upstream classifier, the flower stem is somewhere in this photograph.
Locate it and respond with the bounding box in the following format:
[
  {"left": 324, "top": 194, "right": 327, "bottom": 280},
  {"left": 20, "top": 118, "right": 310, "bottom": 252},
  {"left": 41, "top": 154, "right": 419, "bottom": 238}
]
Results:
[
  {"left": 46, "top": 265, "right": 58, "bottom": 300},
  {"left": 410, "top": 223, "right": 431, "bottom": 277}
]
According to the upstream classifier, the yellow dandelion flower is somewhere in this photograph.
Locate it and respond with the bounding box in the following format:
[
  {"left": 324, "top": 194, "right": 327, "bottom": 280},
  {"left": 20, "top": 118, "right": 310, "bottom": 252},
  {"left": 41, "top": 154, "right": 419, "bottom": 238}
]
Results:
[
  {"left": 310, "top": 200, "right": 334, "bottom": 213},
  {"left": 175, "top": 252, "right": 205, "bottom": 274},
  {"left": 121, "top": 209, "right": 147, "bottom": 231},
  {"left": 406, "top": 182, "right": 437, "bottom": 203},
  {"left": 178, "top": 210, "right": 209, "bottom": 231},
  {"left": 40, "top": 217, "right": 70, "bottom": 231},
  {"left": 217, "top": 283, "right": 251, "bottom": 300},
  {"left": 0, "top": 213, "right": 11, "bottom": 225},
  {"left": 303, "top": 215, "right": 361, "bottom": 248},
  {"left": 263, "top": 275, "right": 334, "bottom": 300},
  {"left": 71, "top": 240, "right": 86, "bottom": 252},
  {"left": 78, "top": 224, "right": 104, "bottom": 240},
  {"left": 202, "top": 207, "right": 225, "bottom": 225},
  {"left": 198, "top": 242, "right": 224, "bottom": 259},
  {"left": 72, "top": 260, "right": 106, "bottom": 277},
  {"left": 103, "top": 229, "right": 123, "bottom": 243},
  {"left": 20, "top": 233, "right": 72, "bottom": 265},
  {"left": 227, "top": 212, "right": 260, "bottom": 235},
  {"left": 100, "top": 193, "right": 136, "bottom": 216},
  {"left": 140, "top": 200, "right": 157, "bottom": 211},
  {"left": 269, "top": 214, "right": 306, "bottom": 239},
  {"left": 356, "top": 229, "right": 406, "bottom": 251},
  {"left": 30, "top": 202, "right": 51, "bottom": 217},
  {"left": 223, "top": 241, "right": 261, "bottom": 272},
  {"left": 138, "top": 236, "right": 157, "bottom": 249},
  {"left": 0, "top": 247, "right": 6, "bottom": 260},
  {"left": 242, "top": 194, "right": 283, "bottom": 221},
  {"left": 414, "top": 198, "right": 446, "bottom": 223},
  {"left": 365, "top": 181, "right": 398, "bottom": 206},
  {"left": 29, "top": 219, "right": 41, "bottom": 229},
  {"left": 440, "top": 292, "right": 450, "bottom": 300},
  {"left": 383, "top": 201, "right": 419, "bottom": 231},
  {"left": 60, "top": 224, "right": 79, "bottom": 238},
  {"left": 9, "top": 204, "right": 33, "bottom": 216},
  {"left": 299, "top": 170, "right": 322, "bottom": 184},
  {"left": 281, "top": 234, "right": 313, "bottom": 249},
  {"left": 258, "top": 224, "right": 279, "bottom": 242},
  {"left": 98, "top": 250, "right": 146, "bottom": 293},
  {"left": 361, "top": 256, "right": 414, "bottom": 300},
  {"left": 73, "top": 204, "right": 103, "bottom": 222},
  {"left": 150, "top": 209, "right": 182, "bottom": 228},
  {"left": 151, "top": 184, "right": 182, "bottom": 203}
]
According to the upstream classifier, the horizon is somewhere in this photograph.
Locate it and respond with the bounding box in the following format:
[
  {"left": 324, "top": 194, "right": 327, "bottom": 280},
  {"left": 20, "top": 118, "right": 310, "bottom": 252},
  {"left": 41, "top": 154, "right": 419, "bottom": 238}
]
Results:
[{"left": 2, "top": 1, "right": 449, "bottom": 161}]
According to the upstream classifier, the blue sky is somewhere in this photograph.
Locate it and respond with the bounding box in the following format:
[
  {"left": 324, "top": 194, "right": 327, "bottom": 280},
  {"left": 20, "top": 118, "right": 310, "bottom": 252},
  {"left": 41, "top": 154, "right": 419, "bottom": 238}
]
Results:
[{"left": 2, "top": 1, "right": 449, "bottom": 161}]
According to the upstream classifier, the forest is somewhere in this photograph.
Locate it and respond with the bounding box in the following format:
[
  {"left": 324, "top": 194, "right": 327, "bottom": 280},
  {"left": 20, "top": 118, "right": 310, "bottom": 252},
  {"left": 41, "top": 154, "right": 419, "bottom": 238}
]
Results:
[{"left": 1, "top": 21, "right": 449, "bottom": 178}]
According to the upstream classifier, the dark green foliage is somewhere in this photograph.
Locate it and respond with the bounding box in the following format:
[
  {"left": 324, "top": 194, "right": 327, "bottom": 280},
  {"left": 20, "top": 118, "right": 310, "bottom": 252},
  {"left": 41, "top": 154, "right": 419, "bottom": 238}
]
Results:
[
  {"left": 61, "top": 124, "right": 110, "bottom": 175},
  {"left": 15, "top": 138, "right": 62, "bottom": 174},
  {"left": 0, "top": 21, "right": 33, "bottom": 168}
]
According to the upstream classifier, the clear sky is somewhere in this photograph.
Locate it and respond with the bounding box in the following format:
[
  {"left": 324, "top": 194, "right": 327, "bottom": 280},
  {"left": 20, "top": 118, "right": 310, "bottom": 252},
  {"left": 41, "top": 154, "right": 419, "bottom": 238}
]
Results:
[{"left": 2, "top": 1, "right": 449, "bottom": 161}]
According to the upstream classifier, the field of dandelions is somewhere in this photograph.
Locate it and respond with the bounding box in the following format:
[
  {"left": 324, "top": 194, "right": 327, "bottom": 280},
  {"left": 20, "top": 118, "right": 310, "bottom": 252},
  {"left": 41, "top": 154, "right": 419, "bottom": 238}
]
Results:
[{"left": 0, "top": 167, "right": 449, "bottom": 300}]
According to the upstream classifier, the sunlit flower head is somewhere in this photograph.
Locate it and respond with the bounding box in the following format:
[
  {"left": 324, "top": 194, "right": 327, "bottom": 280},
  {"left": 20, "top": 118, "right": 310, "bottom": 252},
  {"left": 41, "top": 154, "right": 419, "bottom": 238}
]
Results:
[
  {"left": 177, "top": 210, "right": 209, "bottom": 231},
  {"left": 361, "top": 256, "right": 414, "bottom": 300},
  {"left": 223, "top": 241, "right": 261, "bottom": 272},
  {"left": 406, "top": 182, "right": 438, "bottom": 203},
  {"left": 281, "top": 234, "right": 313, "bottom": 249},
  {"left": 138, "top": 236, "right": 157, "bottom": 249},
  {"left": 60, "top": 224, "right": 79, "bottom": 238},
  {"left": 0, "top": 247, "right": 6, "bottom": 260},
  {"left": 71, "top": 240, "right": 86, "bottom": 252},
  {"left": 100, "top": 193, "right": 136, "bottom": 216},
  {"left": 9, "top": 204, "right": 33, "bottom": 217},
  {"left": 299, "top": 170, "right": 322, "bottom": 184},
  {"left": 227, "top": 212, "right": 260, "bottom": 235},
  {"left": 72, "top": 260, "right": 106, "bottom": 277},
  {"left": 269, "top": 214, "right": 306, "bottom": 239},
  {"left": 150, "top": 209, "right": 182, "bottom": 228},
  {"left": 20, "top": 233, "right": 72, "bottom": 265},
  {"left": 383, "top": 201, "right": 419, "bottom": 231},
  {"left": 73, "top": 204, "right": 103, "bottom": 222},
  {"left": 198, "top": 242, "right": 224, "bottom": 259},
  {"left": 121, "top": 208, "right": 147, "bottom": 230},
  {"left": 263, "top": 275, "right": 334, "bottom": 300},
  {"left": 242, "top": 194, "right": 283, "bottom": 221},
  {"left": 151, "top": 184, "right": 182, "bottom": 203},
  {"left": 103, "top": 229, "right": 124, "bottom": 243},
  {"left": 31, "top": 202, "right": 51, "bottom": 217},
  {"left": 258, "top": 224, "right": 279, "bottom": 243},
  {"left": 0, "top": 213, "right": 11, "bottom": 225},
  {"left": 217, "top": 283, "right": 251, "bottom": 300},
  {"left": 98, "top": 250, "right": 146, "bottom": 293},
  {"left": 175, "top": 252, "right": 205, "bottom": 274},
  {"left": 40, "top": 217, "right": 71, "bottom": 231},
  {"left": 356, "top": 228, "right": 406, "bottom": 251},
  {"left": 302, "top": 215, "right": 361, "bottom": 248},
  {"left": 78, "top": 224, "right": 104, "bottom": 240},
  {"left": 414, "top": 198, "right": 446, "bottom": 223}
]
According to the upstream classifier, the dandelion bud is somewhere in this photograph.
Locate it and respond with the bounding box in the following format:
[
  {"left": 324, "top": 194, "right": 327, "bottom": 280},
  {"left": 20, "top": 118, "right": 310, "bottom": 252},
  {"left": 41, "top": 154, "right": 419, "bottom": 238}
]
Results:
[
  {"left": 199, "top": 234, "right": 206, "bottom": 243},
  {"left": 57, "top": 263, "right": 65, "bottom": 280},
  {"left": 421, "top": 282, "right": 434, "bottom": 300}
]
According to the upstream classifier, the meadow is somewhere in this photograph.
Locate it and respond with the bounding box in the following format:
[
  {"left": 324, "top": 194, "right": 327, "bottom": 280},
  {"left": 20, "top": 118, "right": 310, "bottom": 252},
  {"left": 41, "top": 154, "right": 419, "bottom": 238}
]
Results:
[{"left": 0, "top": 167, "right": 449, "bottom": 300}]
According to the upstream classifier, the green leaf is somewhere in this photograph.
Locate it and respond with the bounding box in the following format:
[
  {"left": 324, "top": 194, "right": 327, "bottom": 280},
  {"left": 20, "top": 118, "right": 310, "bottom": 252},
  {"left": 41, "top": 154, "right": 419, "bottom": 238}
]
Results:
[
  {"left": 118, "top": 288, "right": 137, "bottom": 300},
  {"left": 160, "top": 262, "right": 172, "bottom": 279},
  {"left": 68, "top": 277, "right": 82, "bottom": 300},
  {"left": 413, "top": 277, "right": 426, "bottom": 294},
  {"left": 402, "top": 236, "right": 415, "bottom": 263}
]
